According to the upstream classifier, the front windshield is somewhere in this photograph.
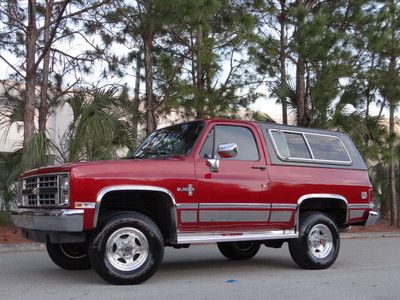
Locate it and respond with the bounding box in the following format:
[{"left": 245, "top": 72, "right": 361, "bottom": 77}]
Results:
[{"left": 133, "top": 121, "right": 205, "bottom": 159}]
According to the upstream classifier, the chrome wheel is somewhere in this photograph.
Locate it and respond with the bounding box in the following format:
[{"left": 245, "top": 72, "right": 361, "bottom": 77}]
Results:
[
  {"left": 307, "top": 224, "right": 333, "bottom": 259},
  {"left": 106, "top": 227, "right": 149, "bottom": 271}
]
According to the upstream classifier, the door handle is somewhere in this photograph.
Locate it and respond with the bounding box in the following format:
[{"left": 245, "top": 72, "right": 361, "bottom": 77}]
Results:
[{"left": 251, "top": 166, "right": 267, "bottom": 171}]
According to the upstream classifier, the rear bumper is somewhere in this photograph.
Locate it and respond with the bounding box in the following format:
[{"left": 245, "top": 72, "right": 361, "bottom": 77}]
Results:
[
  {"left": 10, "top": 209, "right": 84, "bottom": 232},
  {"left": 365, "top": 211, "right": 379, "bottom": 227}
]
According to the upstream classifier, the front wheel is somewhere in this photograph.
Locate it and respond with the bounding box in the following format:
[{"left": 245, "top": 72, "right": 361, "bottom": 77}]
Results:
[
  {"left": 217, "top": 241, "right": 260, "bottom": 260},
  {"left": 46, "top": 242, "right": 91, "bottom": 270},
  {"left": 289, "top": 211, "right": 340, "bottom": 269},
  {"left": 89, "top": 212, "right": 164, "bottom": 285}
]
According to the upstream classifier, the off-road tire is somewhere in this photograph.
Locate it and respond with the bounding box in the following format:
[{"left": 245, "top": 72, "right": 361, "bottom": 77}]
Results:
[
  {"left": 217, "top": 241, "right": 260, "bottom": 260},
  {"left": 89, "top": 211, "right": 164, "bottom": 285},
  {"left": 289, "top": 211, "right": 340, "bottom": 269},
  {"left": 46, "top": 242, "right": 91, "bottom": 270}
]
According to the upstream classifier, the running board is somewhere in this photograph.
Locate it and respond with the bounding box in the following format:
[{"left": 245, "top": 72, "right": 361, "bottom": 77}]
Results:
[{"left": 176, "top": 229, "right": 298, "bottom": 244}]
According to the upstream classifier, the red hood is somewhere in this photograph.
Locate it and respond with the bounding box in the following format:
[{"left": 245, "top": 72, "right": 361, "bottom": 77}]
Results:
[{"left": 19, "top": 157, "right": 188, "bottom": 179}]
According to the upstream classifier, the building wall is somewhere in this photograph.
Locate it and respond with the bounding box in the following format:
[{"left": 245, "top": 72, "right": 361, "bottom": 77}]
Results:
[{"left": 0, "top": 103, "right": 73, "bottom": 154}]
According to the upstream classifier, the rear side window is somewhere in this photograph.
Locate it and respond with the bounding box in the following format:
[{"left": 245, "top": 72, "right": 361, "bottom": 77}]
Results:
[
  {"left": 269, "top": 129, "right": 351, "bottom": 164},
  {"left": 305, "top": 134, "right": 350, "bottom": 161},
  {"left": 283, "top": 132, "right": 312, "bottom": 159}
]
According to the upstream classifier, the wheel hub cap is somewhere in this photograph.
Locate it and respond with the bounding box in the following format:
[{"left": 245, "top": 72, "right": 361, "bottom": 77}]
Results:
[
  {"left": 106, "top": 227, "right": 149, "bottom": 271},
  {"left": 307, "top": 224, "right": 333, "bottom": 259}
]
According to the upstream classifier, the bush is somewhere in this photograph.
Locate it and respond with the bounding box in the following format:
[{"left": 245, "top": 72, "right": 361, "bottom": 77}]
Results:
[{"left": 0, "top": 211, "right": 11, "bottom": 224}]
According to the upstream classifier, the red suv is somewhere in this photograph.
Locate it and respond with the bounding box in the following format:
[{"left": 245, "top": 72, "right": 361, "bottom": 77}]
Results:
[{"left": 11, "top": 119, "right": 378, "bottom": 284}]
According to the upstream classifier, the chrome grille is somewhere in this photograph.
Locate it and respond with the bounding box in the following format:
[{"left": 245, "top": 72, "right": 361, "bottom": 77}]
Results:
[{"left": 20, "top": 174, "right": 68, "bottom": 207}]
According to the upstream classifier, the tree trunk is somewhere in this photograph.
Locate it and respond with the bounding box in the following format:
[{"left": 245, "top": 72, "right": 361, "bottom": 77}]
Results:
[
  {"left": 132, "top": 50, "right": 142, "bottom": 148},
  {"left": 39, "top": 0, "right": 53, "bottom": 133},
  {"left": 365, "top": 54, "right": 375, "bottom": 119},
  {"left": 279, "top": 0, "right": 288, "bottom": 125},
  {"left": 388, "top": 0, "right": 399, "bottom": 227},
  {"left": 389, "top": 93, "right": 398, "bottom": 226},
  {"left": 296, "top": 53, "right": 306, "bottom": 126},
  {"left": 143, "top": 32, "right": 156, "bottom": 135},
  {"left": 294, "top": 1, "right": 307, "bottom": 127},
  {"left": 24, "top": 0, "right": 38, "bottom": 146},
  {"left": 195, "top": 22, "right": 206, "bottom": 119}
]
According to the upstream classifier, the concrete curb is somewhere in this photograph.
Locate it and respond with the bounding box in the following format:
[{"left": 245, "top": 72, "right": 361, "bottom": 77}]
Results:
[
  {"left": 0, "top": 242, "right": 45, "bottom": 253},
  {"left": 341, "top": 231, "right": 400, "bottom": 239},
  {"left": 1, "top": 232, "right": 400, "bottom": 253}
]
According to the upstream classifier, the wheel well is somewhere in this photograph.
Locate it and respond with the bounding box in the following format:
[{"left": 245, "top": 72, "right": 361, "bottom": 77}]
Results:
[
  {"left": 97, "top": 190, "right": 176, "bottom": 243},
  {"left": 298, "top": 198, "right": 347, "bottom": 227}
]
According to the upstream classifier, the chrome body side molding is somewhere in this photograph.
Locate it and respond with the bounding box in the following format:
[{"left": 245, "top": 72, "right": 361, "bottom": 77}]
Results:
[
  {"left": 348, "top": 203, "right": 371, "bottom": 209},
  {"left": 199, "top": 203, "right": 270, "bottom": 209},
  {"left": 271, "top": 204, "right": 297, "bottom": 209},
  {"left": 176, "top": 229, "right": 298, "bottom": 244}
]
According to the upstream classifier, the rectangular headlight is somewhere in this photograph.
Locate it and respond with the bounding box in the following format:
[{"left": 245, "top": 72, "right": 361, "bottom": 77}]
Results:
[{"left": 58, "top": 174, "right": 70, "bottom": 206}]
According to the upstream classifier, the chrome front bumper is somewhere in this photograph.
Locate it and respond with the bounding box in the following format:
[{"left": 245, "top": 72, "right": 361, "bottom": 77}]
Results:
[
  {"left": 10, "top": 209, "right": 84, "bottom": 232},
  {"left": 365, "top": 211, "right": 379, "bottom": 227}
]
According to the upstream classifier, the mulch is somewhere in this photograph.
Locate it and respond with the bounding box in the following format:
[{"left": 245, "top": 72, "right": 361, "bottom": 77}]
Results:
[{"left": 0, "top": 224, "right": 26, "bottom": 244}]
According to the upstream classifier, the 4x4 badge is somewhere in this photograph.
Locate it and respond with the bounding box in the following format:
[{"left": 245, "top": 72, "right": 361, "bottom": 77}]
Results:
[{"left": 177, "top": 184, "right": 195, "bottom": 196}]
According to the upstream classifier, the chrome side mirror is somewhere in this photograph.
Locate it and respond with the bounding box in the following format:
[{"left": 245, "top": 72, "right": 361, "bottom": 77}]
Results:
[
  {"left": 217, "top": 143, "right": 238, "bottom": 158},
  {"left": 206, "top": 158, "right": 220, "bottom": 172}
]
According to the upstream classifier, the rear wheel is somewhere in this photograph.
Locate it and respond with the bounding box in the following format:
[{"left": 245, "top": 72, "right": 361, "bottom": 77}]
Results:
[
  {"left": 89, "top": 212, "right": 164, "bottom": 285},
  {"left": 46, "top": 242, "right": 91, "bottom": 270},
  {"left": 217, "top": 241, "right": 260, "bottom": 260},
  {"left": 289, "top": 211, "right": 340, "bottom": 269}
]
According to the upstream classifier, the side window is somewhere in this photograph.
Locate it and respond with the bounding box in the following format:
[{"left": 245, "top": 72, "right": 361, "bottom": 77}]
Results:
[
  {"left": 305, "top": 134, "right": 351, "bottom": 162},
  {"left": 200, "top": 125, "right": 259, "bottom": 161},
  {"left": 270, "top": 129, "right": 352, "bottom": 164},
  {"left": 284, "top": 132, "right": 312, "bottom": 159},
  {"left": 200, "top": 129, "right": 214, "bottom": 158}
]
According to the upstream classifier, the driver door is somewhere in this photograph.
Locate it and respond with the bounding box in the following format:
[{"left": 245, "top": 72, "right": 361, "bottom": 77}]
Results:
[{"left": 194, "top": 123, "right": 270, "bottom": 232}]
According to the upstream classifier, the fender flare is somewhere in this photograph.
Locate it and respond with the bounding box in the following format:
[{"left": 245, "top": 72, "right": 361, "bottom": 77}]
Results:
[
  {"left": 295, "top": 193, "right": 349, "bottom": 232},
  {"left": 94, "top": 185, "right": 178, "bottom": 239}
]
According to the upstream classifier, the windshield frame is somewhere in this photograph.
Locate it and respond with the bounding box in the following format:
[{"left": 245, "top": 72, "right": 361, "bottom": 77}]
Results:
[{"left": 132, "top": 121, "right": 205, "bottom": 159}]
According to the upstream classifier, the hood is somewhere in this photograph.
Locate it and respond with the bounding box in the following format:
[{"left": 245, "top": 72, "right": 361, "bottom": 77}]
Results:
[{"left": 19, "top": 157, "right": 189, "bottom": 179}]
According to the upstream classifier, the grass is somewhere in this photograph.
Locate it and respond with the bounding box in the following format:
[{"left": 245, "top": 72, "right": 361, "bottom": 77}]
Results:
[{"left": 0, "top": 211, "right": 11, "bottom": 224}]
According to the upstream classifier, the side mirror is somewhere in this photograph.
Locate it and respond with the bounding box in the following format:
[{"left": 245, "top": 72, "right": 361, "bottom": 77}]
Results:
[{"left": 217, "top": 143, "right": 238, "bottom": 158}]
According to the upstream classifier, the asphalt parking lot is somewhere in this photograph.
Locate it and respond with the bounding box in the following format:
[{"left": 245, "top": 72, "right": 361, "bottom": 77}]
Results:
[{"left": 0, "top": 237, "right": 399, "bottom": 300}]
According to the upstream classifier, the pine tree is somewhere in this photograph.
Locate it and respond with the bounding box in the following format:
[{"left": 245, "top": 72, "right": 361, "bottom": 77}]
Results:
[
  {"left": 159, "top": 0, "right": 259, "bottom": 119},
  {"left": 0, "top": 0, "right": 112, "bottom": 147}
]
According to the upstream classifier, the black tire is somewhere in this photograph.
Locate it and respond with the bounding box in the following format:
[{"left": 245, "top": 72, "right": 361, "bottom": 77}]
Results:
[
  {"left": 89, "top": 211, "right": 164, "bottom": 285},
  {"left": 46, "top": 242, "right": 91, "bottom": 270},
  {"left": 217, "top": 241, "right": 260, "bottom": 260},
  {"left": 289, "top": 211, "right": 340, "bottom": 269}
]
